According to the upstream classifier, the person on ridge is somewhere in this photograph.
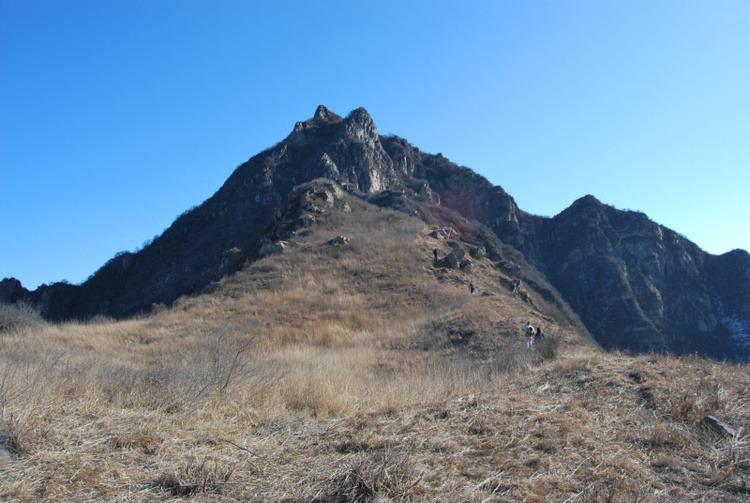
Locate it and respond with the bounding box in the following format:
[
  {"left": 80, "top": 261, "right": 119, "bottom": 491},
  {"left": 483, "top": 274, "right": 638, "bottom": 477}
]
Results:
[{"left": 521, "top": 321, "right": 538, "bottom": 349}]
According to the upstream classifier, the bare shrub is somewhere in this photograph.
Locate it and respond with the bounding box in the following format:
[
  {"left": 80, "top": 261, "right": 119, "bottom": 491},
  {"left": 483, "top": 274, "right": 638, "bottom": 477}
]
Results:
[
  {"left": 577, "top": 475, "right": 651, "bottom": 503},
  {"left": 0, "top": 302, "right": 43, "bottom": 333},
  {"left": 0, "top": 413, "right": 23, "bottom": 457},
  {"left": 153, "top": 456, "right": 236, "bottom": 496},
  {"left": 649, "top": 376, "right": 725, "bottom": 423},
  {"left": 308, "top": 449, "right": 420, "bottom": 502},
  {"left": 491, "top": 337, "right": 534, "bottom": 373},
  {"left": 142, "top": 327, "right": 253, "bottom": 411},
  {"left": 535, "top": 333, "right": 560, "bottom": 361},
  {"left": 0, "top": 349, "right": 66, "bottom": 457}
]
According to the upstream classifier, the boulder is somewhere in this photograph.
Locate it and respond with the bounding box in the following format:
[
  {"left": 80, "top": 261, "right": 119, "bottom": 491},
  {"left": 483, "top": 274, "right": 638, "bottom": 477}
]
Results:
[
  {"left": 439, "top": 252, "right": 461, "bottom": 269},
  {"left": 0, "top": 447, "right": 12, "bottom": 467},
  {"left": 702, "top": 415, "right": 737, "bottom": 438},
  {"left": 222, "top": 247, "right": 244, "bottom": 273},
  {"left": 468, "top": 246, "right": 486, "bottom": 259},
  {"left": 259, "top": 239, "right": 288, "bottom": 257},
  {"left": 327, "top": 235, "right": 350, "bottom": 246},
  {"left": 446, "top": 241, "right": 466, "bottom": 259}
]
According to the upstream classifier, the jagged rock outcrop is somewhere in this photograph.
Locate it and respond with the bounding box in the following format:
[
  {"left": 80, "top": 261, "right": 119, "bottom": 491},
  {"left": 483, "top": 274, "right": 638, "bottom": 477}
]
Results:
[
  {"left": 379, "top": 134, "right": 750, "bottom": 359},
  {"left": 326, "top": 236, "right": 350, "bottom": 247},
  {"left": 258, "top": 239, "right": 287, "bottom": 257},
  {"left": 531, "top": 196, "right": 738, "bottom": 356},
  {"left": 2, "top": 105, "right": 748, "bottom": 360},
  {"left": 2, "top": 108, "right": 400, "bottom": 320}
]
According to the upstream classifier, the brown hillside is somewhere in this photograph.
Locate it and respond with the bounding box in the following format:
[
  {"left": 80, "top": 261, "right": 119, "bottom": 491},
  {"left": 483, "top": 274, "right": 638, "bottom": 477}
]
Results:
[{"left": 1, "top": 185, "right": 748, "bottom": 501}]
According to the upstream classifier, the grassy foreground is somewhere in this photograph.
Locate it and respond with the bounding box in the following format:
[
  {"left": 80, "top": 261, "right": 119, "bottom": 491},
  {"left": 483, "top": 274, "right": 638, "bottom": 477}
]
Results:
[
  {"left": 1, "top": 305, "right": 748, "bottom": 501},
  {"left": 1, "top": 204, "right": 748, "bottom": 501}
]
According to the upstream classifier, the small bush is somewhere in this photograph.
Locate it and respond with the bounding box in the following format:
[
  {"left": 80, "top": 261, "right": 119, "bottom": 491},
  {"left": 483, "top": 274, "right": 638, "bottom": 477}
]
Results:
[
  {"left": 0, "top": 303, "right": 44, "bottom": 332},
  {"left": 535, "top": 334, "right": 560, "bottom": 361},
  {"left": 141, "top": 327, "right": 254, "bottom": 411},
  {"left": 154, "top": 456, "right": 235, "bottom": 496},
  {"left": 0, "top": 413, "right": 24, "bottom": 457},
  {"left": 309, "top": 449, "right": 420, "bottom": 502}
]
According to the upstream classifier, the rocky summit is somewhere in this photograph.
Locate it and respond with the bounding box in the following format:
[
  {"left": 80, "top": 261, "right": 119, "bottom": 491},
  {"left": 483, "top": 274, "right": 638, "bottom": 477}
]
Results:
[{"left": 3, "top": 106, "right": 749, "bottom": 360}]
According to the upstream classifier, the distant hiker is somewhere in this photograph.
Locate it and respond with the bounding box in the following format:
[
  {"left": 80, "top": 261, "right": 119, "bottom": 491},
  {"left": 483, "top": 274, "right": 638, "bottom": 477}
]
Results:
[
  {"left": 469, "top": 282, "right": 476, "bottom": 296},
  {"left": 521, "top": 321, "right": 538, "bottom": 349},
  {"left": 433, "top": 248, "right": 439, "bottom": 264}
]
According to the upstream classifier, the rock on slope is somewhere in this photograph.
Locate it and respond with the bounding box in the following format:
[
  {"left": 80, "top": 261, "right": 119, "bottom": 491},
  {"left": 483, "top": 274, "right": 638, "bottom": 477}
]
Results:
[{"left": 2, "top": 106, "right": 748, "bottom": 360}]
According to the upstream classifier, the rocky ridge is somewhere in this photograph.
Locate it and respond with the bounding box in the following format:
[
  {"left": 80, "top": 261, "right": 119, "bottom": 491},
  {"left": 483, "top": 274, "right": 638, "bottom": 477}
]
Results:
[{"left": 2, "top": 106, "right": 748, "bottom": 360}]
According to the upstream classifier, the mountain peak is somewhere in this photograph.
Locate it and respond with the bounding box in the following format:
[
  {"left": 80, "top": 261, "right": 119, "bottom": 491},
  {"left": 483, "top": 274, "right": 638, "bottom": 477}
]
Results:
[
  {"left": 347, "top": 106, "right": 373, "bottom": 124},
  {"left": 342, "top": 107, "right": 378, "bottom": 141},
  {"left": 555, "top": 194, "right": 605, "bottom": 219},
  {"left": 289, "top": 105, "right": 342, "bottom": 140},
  {"left": 4, "top": 105, "right": 748, "bottom": 362},
  {"left": 313, "top": 104, "right": 340, "bottom": 122},
  {"left": 572, "top": 194, "right": 603, "bottom": 207}
]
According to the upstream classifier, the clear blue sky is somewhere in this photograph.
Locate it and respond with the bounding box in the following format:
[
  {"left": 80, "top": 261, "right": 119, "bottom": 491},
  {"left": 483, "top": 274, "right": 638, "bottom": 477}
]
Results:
[{"left": 1, "top": 1, "right": 748, "bottom": 289}]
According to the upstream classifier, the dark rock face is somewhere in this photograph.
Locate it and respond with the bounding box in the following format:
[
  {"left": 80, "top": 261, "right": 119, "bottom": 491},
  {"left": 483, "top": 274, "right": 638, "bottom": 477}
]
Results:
[
  {"left": 3, "top": 106, "right": 748, "bottom": 360},
  {"left": 534, "top": 197, "right": 739, "bottom": 357},
  {"left": 381, "top": 135, "right": 750, "bottom": 360},
  {"left": 2, "top": 107, "right": 404, "bottom": 320}
]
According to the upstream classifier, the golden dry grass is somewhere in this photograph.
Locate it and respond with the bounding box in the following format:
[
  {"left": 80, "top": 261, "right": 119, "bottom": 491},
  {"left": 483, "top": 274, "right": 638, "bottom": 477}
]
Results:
[
  {"left": 1, "top": 201, "right": 747, "bottom": 501},
  {"left": 2, "top": 317, "right": 748, "bottom": 501}
]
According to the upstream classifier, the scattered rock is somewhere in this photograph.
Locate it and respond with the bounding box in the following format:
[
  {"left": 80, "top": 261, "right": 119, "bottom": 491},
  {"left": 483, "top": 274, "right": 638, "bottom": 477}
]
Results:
[
  {"left": 327, "top": 235, "right": 350, "bottom": 246},
  {"left": 702, "top": 415, "right": 737, "bottom": 438},
  {"left": 446, "top": 241, "right": 466, "bottom": 259},
  {"left": 297, "top": 179, "right": 345, "bottom": 214},
  {"left": 299, "top": 214, "right": 317, "bottom": 227},
  {"left": 468, "top": 246, "right": 486, "bottom": 259},
  {"left": 435, "top": 242, "right": 481, "bottom": 270},
  {"left": 481, "top": 291, "right": 498, "bottom": 297},
  {"left": 439, "top": 252, "right": 461, "bottom": 269},
  {"left": 457, "top": 394, "right": 478, "bottom": 408},
  {"left": 0, "top": 447, "right": 12, "bottom": 467},
  {"left": 222, "top": 247, "right": 244, "bottom": 273},
  {"left": 259, "top": 239, "right": 288, "bottom": 257},
  {"left": 498, "top": 260, "right": 519, "bottom": 274}
]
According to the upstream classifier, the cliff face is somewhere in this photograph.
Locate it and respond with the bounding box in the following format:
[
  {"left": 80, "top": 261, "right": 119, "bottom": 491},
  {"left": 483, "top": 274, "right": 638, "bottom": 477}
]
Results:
[
  {"left": 380, "top": 132, "right": 749, "bottom": 360},
  {"left": 2, "top": 106, "right": 404, "bottom": 319},
  {"left": 534, "top": 197, "right": 745, "bottom": 358},
  {"left": 3, "top": 106, "right": 748, "bottom": 360},
  {"left": 705, "top": 249, "right": 750, "bottom": 352},
  {"left": 383, "top": 134, "right": 748, "bottom": 359}
]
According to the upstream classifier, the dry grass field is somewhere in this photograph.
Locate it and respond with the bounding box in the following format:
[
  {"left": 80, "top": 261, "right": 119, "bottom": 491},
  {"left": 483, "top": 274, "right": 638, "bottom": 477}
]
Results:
[{"left": 1, "top": 199, "right": 748, "bottom": 501}]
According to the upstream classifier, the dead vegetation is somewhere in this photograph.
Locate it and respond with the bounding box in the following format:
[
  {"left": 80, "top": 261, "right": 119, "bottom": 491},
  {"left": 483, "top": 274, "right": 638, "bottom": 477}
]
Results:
[{"left": 0, "top": 197, "right": 748, "bottom": 501}]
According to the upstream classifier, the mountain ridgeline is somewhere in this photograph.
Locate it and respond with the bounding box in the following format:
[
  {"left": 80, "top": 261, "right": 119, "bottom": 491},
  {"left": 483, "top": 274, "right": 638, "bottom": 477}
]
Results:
[{"left": 3, "top": 106, "right": 749, "bottom": 360}]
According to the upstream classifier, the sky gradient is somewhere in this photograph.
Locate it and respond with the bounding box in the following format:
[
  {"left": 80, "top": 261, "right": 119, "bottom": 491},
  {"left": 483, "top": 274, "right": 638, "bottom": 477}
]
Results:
[{"left": 2, "top": 1, "right": 749, "bottom": 289}]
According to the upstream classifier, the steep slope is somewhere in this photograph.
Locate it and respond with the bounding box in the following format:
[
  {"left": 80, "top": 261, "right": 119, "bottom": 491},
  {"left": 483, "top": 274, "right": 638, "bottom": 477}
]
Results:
[
  {"left": 535, "top": 196, "right": 741, "bottom": 357},
  {"left": 380, "top": 136, "right": 750, "bottom": 360},
  {"left": 2, "top": 105, "right": 748, "bottom": 359},
  {"left": 1, "top": 106, "right": 409, "bottom": 319},
  {"left": 193, "top": 177, "right": 590, "bottom": 354},
  {"left": 2, "top": 190, "right": 748, "bottom": 501}
]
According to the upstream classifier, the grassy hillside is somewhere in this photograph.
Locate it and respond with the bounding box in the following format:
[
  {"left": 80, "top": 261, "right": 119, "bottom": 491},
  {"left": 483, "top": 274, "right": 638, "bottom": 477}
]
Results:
[{"left": 1, "top": 195, "right": 748, "bottom": 501}]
